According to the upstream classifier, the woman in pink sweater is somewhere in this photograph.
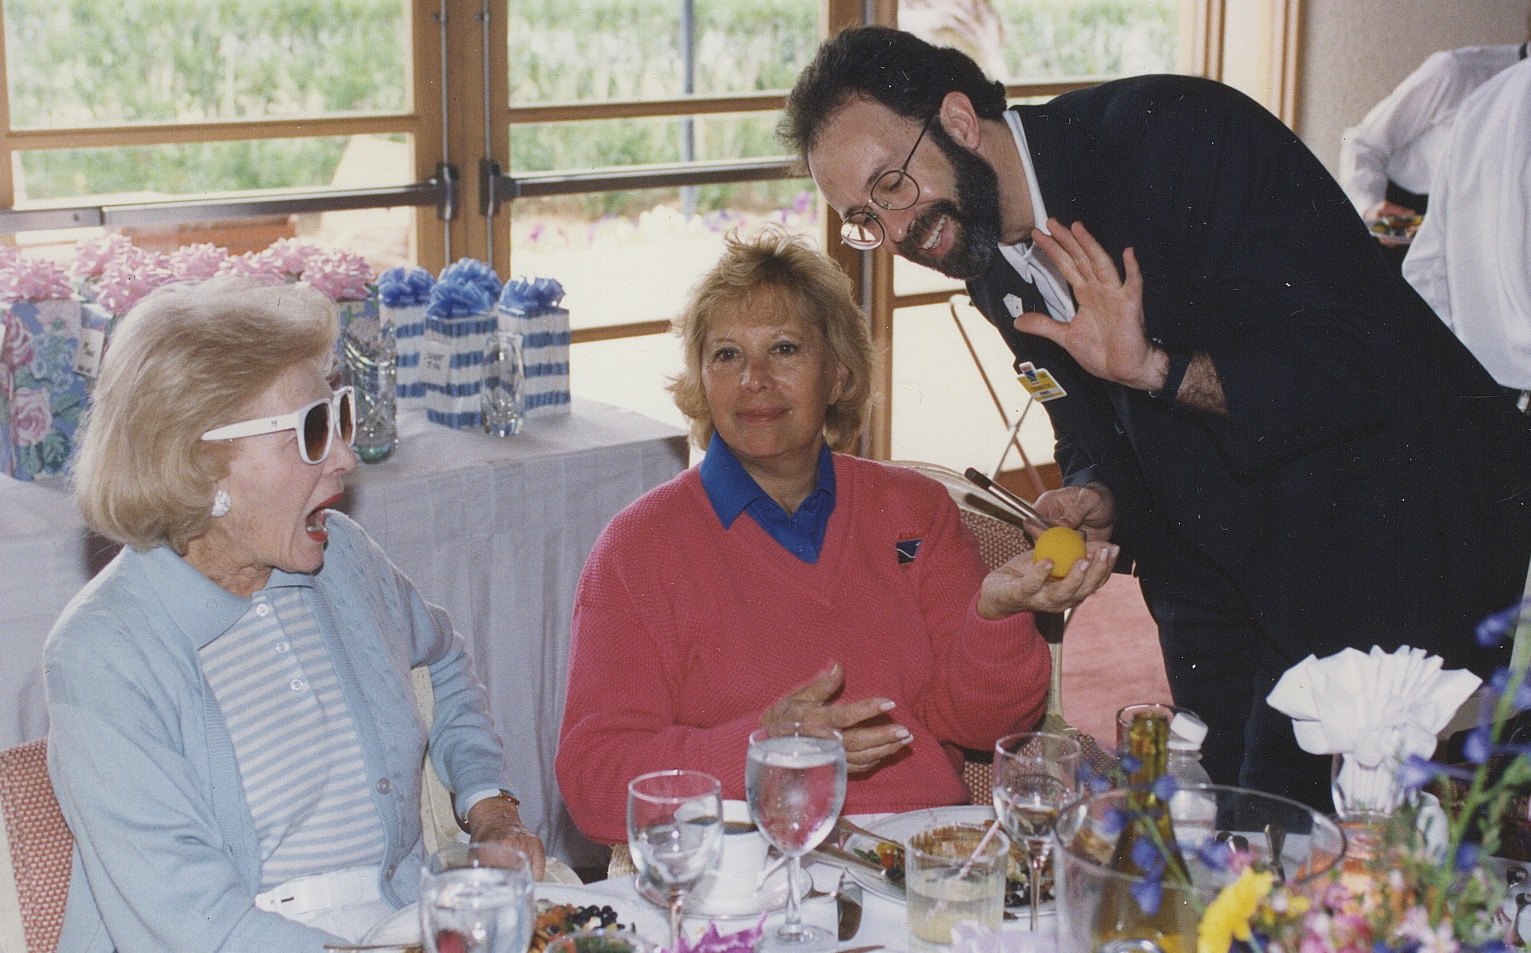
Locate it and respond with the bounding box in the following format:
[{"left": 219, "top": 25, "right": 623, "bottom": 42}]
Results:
[{"left": 556, "top": 227, "right": 1117, "bottom": 843}]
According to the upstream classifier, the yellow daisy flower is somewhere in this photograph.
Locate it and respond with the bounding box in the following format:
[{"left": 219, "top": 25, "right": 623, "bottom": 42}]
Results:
[{"left": 1198, "top": 869, "right": 1278, "bottom": 953}]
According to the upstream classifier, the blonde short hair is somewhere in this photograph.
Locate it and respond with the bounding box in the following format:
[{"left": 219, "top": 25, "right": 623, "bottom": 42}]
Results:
[
  {"left": 73, "top": 277, "right": 338, "bottom": 553},
  {"left": 668, "top": 227, "right": 872, "bottom": 452}
]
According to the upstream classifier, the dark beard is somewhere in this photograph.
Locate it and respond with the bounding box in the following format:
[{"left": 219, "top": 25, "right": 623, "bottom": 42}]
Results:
[{"left": 894, "top": 125, "right": 1004, "bottom": 280}]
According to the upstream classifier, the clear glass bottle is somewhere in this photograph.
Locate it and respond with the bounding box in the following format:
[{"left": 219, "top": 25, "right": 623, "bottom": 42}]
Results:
[
  {"left": 1090, "top": 709, "right": 1199, "bottom": 953},
  {"left": 343, "top": 319, "right": 397, "bottom": 463},
  {"left": 482, "top": 329, "right": 525, "bottom": 437}
]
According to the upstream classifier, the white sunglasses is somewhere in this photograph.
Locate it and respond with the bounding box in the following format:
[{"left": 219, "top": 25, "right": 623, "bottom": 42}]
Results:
[{"left": 201, "top": 387, "right": 357, "bottom": 465}]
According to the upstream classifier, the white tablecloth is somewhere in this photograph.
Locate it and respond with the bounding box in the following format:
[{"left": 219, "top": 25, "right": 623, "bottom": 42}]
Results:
[{"left": 0, "top": 401, "right": 689, "bottom": 867}]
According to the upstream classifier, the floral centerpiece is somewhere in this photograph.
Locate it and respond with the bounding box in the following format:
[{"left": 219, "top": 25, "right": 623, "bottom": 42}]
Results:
[{"left": 1197, "top": 605, "right": 1531, "bottom": 953}]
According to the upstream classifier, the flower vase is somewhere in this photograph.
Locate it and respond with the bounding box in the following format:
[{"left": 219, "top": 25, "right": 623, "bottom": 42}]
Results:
[{"left": 1053, "top": 785, "right": 1344, "bottom": 953}]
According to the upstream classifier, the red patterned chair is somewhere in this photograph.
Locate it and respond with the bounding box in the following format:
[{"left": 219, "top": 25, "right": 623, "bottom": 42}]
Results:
[
  {"left": 891, "top": 461, "right": 1118, "bottom": 798},
  {"left": 0, "top": 738, "right": 71, "bottom": 953}
]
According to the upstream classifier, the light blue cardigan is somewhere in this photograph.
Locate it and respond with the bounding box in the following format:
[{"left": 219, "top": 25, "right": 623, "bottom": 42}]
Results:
[{"left": 44, "top": 513, "right": 513, "bottom": 952}]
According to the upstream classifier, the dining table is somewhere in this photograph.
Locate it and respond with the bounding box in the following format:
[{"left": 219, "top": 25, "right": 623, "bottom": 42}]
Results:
[{"left": 0, "top": 400, "right": 690, "bottom": 867}]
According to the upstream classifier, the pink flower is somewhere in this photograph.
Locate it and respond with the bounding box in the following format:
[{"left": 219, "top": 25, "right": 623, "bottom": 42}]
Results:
[
  {"left": 1392, "top": 907, "right": 1459, "bottom": 953},
  {"left": 0, "top": 256, "right": 74, "bottom": 302},
  {"left": 10, "top": 386, "right": 52, "bottom": 446},
  {"left": 95, "top": 253, "right": 176, "bottom": 315},
  {"left": 301, "top": 249, "right": 374, "bottom": 302},
  {"left": 259, "top": 238, "right": 324, "bottom": 278},
  {"left": 0, "top": 315, "right": 35, "bottom": 370},
  {"left": 215, "top": 252, "right": 281, "bottom": 282},
  {"left": 169, "top": 243, "right": 229, "bottom": 280},
  {"left": 72, "top": 233, "right": 136, "bottom": 279}
]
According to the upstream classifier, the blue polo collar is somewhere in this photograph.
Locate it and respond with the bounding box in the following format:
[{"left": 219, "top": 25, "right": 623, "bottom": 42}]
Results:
[{"left": 699, "top": 433, "right": 836, "bottom": 563}]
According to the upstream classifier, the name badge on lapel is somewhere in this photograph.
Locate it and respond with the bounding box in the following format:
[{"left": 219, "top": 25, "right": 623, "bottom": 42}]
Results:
[{"left": 1017, "top": 362, "right": 1067, "bottom": 402}]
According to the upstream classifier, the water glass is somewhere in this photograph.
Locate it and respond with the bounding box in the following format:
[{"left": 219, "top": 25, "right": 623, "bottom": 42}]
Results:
[
  {"left": 343, "top": 320, "right": 398, "bottom": 463},
  {"left": 482, "top": 330, "right": 526, "bottom": 437},
  {"left": 746, "top": 723, "right": 846, "bottom": 953},
  {"left": 420, "top": 842, "right": 535, "bottom": 953},
  {"left": 905, "top": 822, "right": 1010, "bottom": 950},
  {"left": 627, "top": 770, "right": 723, "bottom": 948}
]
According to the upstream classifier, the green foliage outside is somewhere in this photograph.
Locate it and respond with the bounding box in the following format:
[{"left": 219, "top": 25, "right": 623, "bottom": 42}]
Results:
[
  {"left": 5, "top": 0, "right": 1174, "bottom": 214},
  {"left": 5, "top": 0, "right": 406, "bottom": 200},
  {"left": 995, "top": 0, "right": 1177, "bottom": 78}
]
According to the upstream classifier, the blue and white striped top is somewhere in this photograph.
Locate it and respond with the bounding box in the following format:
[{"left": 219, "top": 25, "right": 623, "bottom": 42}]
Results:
[{"left": 200, "top": 587, "right": 386, "bottom": 890}]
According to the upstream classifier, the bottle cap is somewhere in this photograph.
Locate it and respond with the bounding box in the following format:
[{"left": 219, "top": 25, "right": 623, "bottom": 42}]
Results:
[{"left": 1168, "top": 711, "right": 1208, "bottom": 751}]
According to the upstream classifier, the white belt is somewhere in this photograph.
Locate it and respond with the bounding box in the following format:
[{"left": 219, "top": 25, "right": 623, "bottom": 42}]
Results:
[{"left": 255, "top": 866, "right": 383, "bottom": 918}]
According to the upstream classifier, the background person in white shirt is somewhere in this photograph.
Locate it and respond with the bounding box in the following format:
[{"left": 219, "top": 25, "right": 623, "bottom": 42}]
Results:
[
  {"left": 1404, "top": 57, "right": 1531, "bottom": 408},
  {"left": 1338, "top": 17, "right": 1528, "bottom": 262}
]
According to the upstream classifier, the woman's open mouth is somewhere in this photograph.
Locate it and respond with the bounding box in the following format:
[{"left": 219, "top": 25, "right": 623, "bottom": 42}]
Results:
[{"left": 305, "top": 494, "right": 344, "bottom": 542}]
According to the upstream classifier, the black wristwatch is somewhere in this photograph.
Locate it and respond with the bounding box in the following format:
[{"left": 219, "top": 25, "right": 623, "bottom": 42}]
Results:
[{"left": 1149, "top": 349, "right": 1192, "bottom": 401}]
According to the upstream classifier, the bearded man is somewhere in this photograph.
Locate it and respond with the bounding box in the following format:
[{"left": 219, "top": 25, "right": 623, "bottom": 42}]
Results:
[{"left": 782, "top": 26, "right": 1531, "bottom": 809}]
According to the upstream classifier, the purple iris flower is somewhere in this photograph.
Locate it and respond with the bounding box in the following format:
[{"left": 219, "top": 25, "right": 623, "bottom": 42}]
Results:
[
  {"left": 1130, "top": 876, "right": 1163, "bottom": 915},
  {"left": 1152, "top": 775, "right": 1179, "bottom": 802},
  {"left": 1465, "top": 726, "right": 1493, "bottom": 764},
  {"left": 1477, "top": 603, "right": 1525, "bottom": 647},
  {"left": 1397, "top": 755, "right": 1441, "bottom": 792}
]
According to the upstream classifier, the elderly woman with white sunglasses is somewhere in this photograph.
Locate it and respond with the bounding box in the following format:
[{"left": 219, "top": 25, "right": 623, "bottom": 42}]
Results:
[{"left": 45, "top": 277, "right": 543, "bottom": 953}]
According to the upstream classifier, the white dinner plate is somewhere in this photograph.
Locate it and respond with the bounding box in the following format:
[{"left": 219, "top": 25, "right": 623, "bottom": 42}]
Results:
[
  {"left": 842, "top": 805, "right": 1046, "bottom": 913},
  {"left": 362, "top": 880, "right": 664, "bottom": 947}
]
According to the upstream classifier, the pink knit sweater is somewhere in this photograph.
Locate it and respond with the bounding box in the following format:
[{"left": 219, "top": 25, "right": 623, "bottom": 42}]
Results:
[{"left": 556, "top": 454, "right": 1049, "bottom": 844}]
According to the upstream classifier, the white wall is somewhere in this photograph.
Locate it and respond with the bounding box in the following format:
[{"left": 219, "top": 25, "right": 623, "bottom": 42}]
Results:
[{"left": 1296, "top": 0, "right": 1527, "bottom": 173}]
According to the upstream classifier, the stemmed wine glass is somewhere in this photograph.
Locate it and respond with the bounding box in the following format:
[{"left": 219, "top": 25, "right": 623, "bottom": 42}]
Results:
[
  {"left": 746, "top": 723, "right": 846, "bottom": 953},
  {"left": 993, "top": 731, "right": 1082, "bottom": 930},
  {"left": 627, "top": 770, "right": 724, "bottom": 949}
]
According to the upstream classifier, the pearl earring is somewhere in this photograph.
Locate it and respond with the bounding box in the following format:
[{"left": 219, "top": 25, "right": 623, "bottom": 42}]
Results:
[{"left": 211, "top": 489, "right": 232, "bottom": 518}]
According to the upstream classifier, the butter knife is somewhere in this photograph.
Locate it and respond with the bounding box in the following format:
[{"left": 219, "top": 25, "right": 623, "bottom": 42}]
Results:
[
  {"left": 811, "top": 843, "right": 903, "bottom": 889},
  {"left": 962, "top": 468, "right": 1056, "bottom": 530},
  {"left": 837, "top": 878, "right": 863, "bottom": 941}
]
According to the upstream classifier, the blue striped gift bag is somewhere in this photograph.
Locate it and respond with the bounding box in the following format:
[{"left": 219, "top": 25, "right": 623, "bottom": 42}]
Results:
[
  {"left": 498, "top": 276, "right": 570, "bottom": 418},
  {"left": 422, "top": 260, "right": 502, "bottom": 430},
  {"left": 377, "top": 266, "right": 435, "bottom": 410}
]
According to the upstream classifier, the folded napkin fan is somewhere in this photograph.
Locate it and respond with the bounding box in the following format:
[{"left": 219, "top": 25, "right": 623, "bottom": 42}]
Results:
[{"left": 1267, "top": 645, "right": 1480, "bottom": 812}]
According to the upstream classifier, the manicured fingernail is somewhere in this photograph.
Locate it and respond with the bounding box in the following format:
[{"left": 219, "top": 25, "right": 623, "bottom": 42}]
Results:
[{"left": 879, "top": 700, "right": 896, "bottom": 712}]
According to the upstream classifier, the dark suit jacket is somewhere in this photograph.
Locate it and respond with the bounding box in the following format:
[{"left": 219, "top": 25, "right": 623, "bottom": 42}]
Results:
[{"left": 967, "top": 75, "right": 1531, "bottom": 673}]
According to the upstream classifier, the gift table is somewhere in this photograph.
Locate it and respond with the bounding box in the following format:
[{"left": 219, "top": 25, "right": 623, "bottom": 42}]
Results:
[{"left": 0, "top": 400, "right": 689, "bottom": 867}]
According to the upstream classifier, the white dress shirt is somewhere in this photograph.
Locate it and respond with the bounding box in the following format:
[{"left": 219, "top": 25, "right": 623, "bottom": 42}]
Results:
[
  {"left": 1339, "top": 44, "right": 1522, "bottom": 215},
  {"left": 1403, "top": 58, "right": 1531, "bottom": 390},
  {"left": 998, "top": 109, "right": 1076, "bottom": 322}
]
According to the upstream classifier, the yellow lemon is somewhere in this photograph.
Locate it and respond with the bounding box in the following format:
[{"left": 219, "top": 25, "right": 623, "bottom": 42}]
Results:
[{"left": 1032, "top": 526, "right": 1086, "bottom": 579}]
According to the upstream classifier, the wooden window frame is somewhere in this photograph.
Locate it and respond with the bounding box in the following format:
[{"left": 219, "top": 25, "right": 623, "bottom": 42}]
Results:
[{"left": 0, "top": 0, "right": 1283, "bottom": 461}]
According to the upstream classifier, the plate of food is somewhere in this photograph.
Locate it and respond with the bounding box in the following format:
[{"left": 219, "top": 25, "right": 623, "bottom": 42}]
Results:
[
  {"left": 362, "top": 881, "right": 664, "bottom": 950},
  {"left": 1366, "top": 214, "right": 1423, "bottom": 243},
  {"left": 839, "top": 805, "right": 1052, "bottom": 912}
]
